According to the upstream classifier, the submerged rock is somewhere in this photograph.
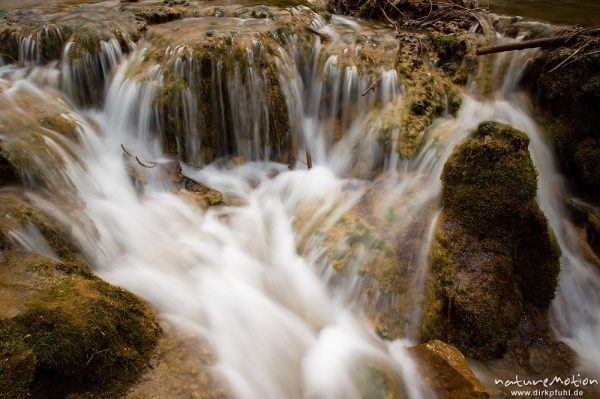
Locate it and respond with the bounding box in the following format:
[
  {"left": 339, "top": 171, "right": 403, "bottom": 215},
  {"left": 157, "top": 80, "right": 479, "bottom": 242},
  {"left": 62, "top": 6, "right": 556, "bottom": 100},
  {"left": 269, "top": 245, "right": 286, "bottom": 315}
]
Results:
[
  {"left": 421, "top": 122, "right": 560, "bottom": 359},
  {"left": 409, "top": 340, "right": 488, "bottom": 399}
]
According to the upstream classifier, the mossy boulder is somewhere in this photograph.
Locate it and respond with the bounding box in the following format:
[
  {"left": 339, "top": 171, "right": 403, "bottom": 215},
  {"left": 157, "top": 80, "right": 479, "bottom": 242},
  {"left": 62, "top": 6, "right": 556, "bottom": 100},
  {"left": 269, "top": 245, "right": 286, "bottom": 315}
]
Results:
[
  {"left": 421, "top": 122, "right": 560, "bottom": 359},
  {"left": 409, "top": 340, "right": 488, "bottom": 399},
  {"left": 431, "top": 32, "right": 467, "bottom": 71},
  {"left": 526, "top": 45, "right": 600, "bottom": 196},
  {"left": 14, "top": 274, "right": 160, "bottom": 397},
  {"left": 0, "top": 192, "right": 160, "bottom": 398}
]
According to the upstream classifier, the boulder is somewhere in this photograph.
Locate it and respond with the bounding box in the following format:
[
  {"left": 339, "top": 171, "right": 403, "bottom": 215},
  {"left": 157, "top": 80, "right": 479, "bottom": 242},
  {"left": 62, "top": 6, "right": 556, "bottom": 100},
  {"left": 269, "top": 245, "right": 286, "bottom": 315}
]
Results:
[
  {"left": 409, "top": 340, "right": 488, "bottom": 399},
  {"left": 0, "top": 192, "right": 160, "bottom": 398},
  {"left": 421, "top": 122, "right": 560, "bottom": 359}
]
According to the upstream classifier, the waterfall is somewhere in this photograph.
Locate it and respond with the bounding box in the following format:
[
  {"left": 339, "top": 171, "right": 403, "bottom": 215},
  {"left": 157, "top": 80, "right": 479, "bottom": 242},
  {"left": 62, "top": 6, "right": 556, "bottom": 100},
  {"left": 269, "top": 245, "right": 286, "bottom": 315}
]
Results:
[{"left": 2, "top": 8, "right": 600, "bottom": 399}]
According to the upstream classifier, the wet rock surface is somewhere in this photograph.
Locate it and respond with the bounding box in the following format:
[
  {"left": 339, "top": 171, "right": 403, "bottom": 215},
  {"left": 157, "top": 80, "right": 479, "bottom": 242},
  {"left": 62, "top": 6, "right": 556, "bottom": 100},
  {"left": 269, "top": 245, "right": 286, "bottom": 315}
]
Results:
[{"left": 409, "top": 340, "right": 489, "bottom": 399}]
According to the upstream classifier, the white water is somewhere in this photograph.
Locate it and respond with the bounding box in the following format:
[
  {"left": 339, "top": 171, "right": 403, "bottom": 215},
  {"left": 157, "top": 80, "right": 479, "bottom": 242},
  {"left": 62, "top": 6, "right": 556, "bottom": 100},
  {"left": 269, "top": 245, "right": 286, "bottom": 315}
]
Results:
[{"left": 2, "top": 14, "right": 600, "bottom": 399}]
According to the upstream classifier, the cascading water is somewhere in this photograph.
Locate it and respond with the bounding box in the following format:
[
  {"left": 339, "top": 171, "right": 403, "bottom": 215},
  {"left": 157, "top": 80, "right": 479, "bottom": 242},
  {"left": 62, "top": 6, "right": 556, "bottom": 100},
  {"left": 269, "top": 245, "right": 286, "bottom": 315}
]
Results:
[{"left": 2, "top": 5, "right": 600, "bottom": 399}]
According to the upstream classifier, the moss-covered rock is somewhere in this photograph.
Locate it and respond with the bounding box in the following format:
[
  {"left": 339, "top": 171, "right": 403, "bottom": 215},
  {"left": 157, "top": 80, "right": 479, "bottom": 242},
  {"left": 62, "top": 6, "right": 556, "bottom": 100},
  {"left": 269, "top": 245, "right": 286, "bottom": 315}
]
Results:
[
  {"left": 431, "top": 33, "right": 467, "bottom": 67},
  {"left": 421, "top": 122, "right": 560, "bottom": 359},
  {"left": 0, "top": 191, "right": 160, "bottom": 398},
  {"left": 15, "top": 275, "right": 160, "bottom": 397},
  {"left": 375, "top": 32, "right": 463, "bottom": 160},
  {"left": 0, "top": 252, "right": 160, "bottom": 398},
  {"left": 409, "top": 340, "right": 488, "bottom": 399},
  {"left": 526, "top": 44, "right": 600, "bottom": 197}
]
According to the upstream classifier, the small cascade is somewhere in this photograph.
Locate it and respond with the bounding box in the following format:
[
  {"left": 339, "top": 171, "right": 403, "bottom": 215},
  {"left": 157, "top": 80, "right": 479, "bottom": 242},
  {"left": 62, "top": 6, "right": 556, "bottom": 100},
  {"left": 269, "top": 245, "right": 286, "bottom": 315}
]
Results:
[
  {"left": 61, "top": 32, "right": 134, "bottom": 107},
  {"left": 9, "top": 24, "right": 66, "bottom": 65}
]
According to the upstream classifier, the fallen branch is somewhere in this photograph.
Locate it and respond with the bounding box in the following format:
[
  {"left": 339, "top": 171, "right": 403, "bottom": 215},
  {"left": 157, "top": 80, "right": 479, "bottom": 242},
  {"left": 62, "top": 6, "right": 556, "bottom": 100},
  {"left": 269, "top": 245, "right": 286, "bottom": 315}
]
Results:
[
  {"left": 476, "top": 28, "right": 600, "bottom": 55},
  {"left": 362, "top": 76, "right": 382, "bottom": 96},
  {"left": 477, "top": 36, "right": 574, "bottom": 55}
]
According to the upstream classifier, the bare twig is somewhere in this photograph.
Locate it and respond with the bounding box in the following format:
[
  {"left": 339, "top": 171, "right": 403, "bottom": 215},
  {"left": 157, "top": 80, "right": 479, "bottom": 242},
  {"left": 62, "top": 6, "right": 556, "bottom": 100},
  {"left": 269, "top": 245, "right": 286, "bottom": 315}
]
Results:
[
  {"left": 136, "top": 156, "right": 157, "bottom": 168},
  {"left": 123, "top": 144, "right": 159, "bottom": 168},
  {"left": 121, "top": 144, "right": 134, "bottom": 157},
  {"left": 381, "top": 6, "right": 399, "bottom": 31},
  {"left": 416, "top": 0, "right": 433, "bottom": 22},
  {"left": 548, "top": 43, "right": 589, "bottom": 73},
  {"left": 305, "top": 145, "right": 312, "bottom": 170}
]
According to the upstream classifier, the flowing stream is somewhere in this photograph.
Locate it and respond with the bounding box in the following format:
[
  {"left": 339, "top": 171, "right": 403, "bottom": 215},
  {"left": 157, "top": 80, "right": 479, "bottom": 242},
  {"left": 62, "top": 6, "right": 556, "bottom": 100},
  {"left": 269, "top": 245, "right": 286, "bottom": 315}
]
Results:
[{"left": 2, "top": 7, "right": 600, "bottom": 399}]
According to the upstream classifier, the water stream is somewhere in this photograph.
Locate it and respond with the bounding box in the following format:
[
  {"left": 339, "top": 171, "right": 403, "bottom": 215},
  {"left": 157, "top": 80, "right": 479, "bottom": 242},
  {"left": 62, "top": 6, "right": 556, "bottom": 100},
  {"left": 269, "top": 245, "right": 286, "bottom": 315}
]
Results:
[{"left": 2, "top": 7, "right": 600, "bottom": 399}]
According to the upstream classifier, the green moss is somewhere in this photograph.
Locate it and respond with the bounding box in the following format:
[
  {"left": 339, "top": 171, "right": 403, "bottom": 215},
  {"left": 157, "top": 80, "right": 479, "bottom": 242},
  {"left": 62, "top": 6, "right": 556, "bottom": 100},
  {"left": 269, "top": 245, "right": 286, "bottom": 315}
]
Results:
[
  {"left": 431, "top": 33, "right": 466, "bottom": 65},
  {"left": 441, "top": 121, "right": 537, "bottom": 234},
  {"left": 421, "top": 122, "right": 560, "bottom": 359},
  {"left": 14, "top": 276, "right": 160, "bottom": 397},
  {"left": 573, "top": 138, "right": 600, "bottom": 187},
  {"left": 0, "top": 319, "right": 36, "bottom": 399}
]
